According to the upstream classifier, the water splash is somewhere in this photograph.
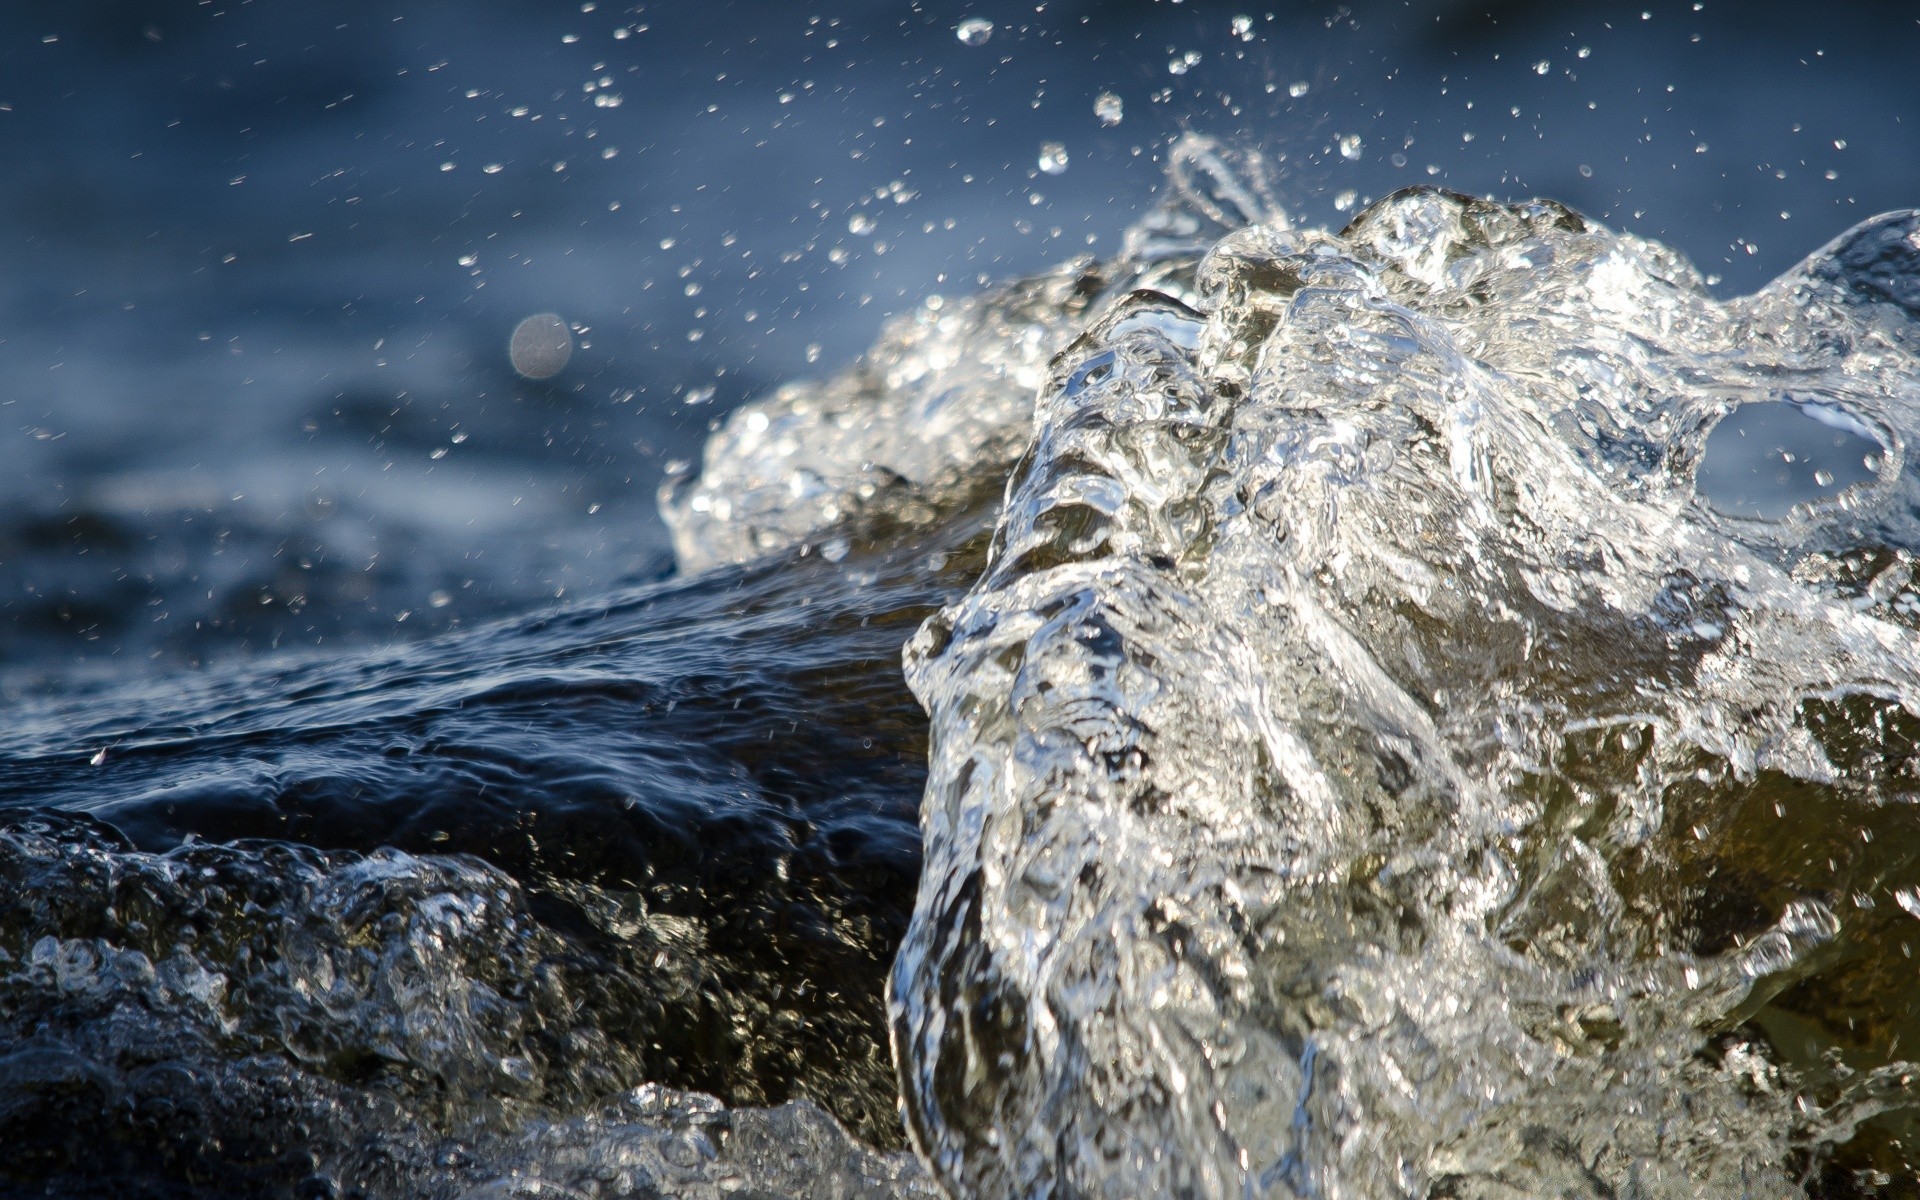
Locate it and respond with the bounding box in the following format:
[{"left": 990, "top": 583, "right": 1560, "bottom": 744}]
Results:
[
  {"left": 660, "top": 137, "right": 1286, "bottom": 574},
  {"left": 880, "top": 158, "right": 1920, "bottom": 1194},
  {"left": 12, "top": 129, "right": 1920, "bottom": 1196}
]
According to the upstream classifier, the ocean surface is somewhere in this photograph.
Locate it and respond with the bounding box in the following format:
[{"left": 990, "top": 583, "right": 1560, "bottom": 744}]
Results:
[{"left": 2, "top": 2, "right": 1920, "bottom": 1197}]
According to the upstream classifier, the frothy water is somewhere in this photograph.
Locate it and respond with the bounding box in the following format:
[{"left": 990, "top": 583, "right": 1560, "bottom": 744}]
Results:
[
  {"left": 9, "top": 134, "right": 1920, "bottom": 1196},
  {"left": 680, "top": 137, "right": 1920, "bottom": 1194}
]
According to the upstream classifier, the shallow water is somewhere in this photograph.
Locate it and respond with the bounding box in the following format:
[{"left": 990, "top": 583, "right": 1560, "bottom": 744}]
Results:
[
  {"left": 7, "top": 149, "right": 1920, "bottom": 1200},
  {"left": 0, "top": 511, "right": 991, "bottom": 1194},
  {"left": 6, "top": 4, "right": 1920, "bottom": 1198}
]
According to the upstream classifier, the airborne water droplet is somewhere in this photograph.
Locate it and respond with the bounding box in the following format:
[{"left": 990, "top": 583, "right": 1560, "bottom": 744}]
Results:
[
  {"left": 508, "top": 313, "right": 572, "bottom": 380},
  {"left": 955, "top": 17, "right": 993, "bottom": 46},
  {"left": 1094, "top": 92, "right": 1124, "bottom": 127},
  {"left": 1899, "top": 889, "right": 1920, "bottom": 921},
  {"left": 1338, "top": 134, "right": 1363, "bottom": 160},
  {"left": 1038, "top": 142, "right": 1069, "bottom": 175}
]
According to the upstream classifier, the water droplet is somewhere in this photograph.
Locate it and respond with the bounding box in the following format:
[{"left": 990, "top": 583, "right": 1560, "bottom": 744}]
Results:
[
  {"left": 1094, "top": 92, "right": 1124, "bottom": 126},
  {"left": 1288, "top": 80, "right": 1310, "bottom": 98},
  {"left": 1334, "top": 189, "right": 1358, "bottom": 212},
  {"left": 509, "top": 313, "right": 572, "bottom": 380},
  {"left": 955, "top": 17, "right": 993, "bottom": 46},
  {"left": 1899, "top": 888, "right": 1920, "bottom": 920},
  {"left": 1338, "top": 134, "right": 1363, "bottom": 160},
  {"left": 1230, "top": 14, "right": 1253, "bottom": 40},
  {"left": 848, "top": 212, "right": 875, "bottom": 235},
  {"left": 1534, "top": 59, "right": 1551, "bottom": 75},
  {"left": 1038, "top": 142, "right": 1070, "bottom": 175},
  {"left": 1169, "top": 50, "right": 1201, "bottom": 76}
]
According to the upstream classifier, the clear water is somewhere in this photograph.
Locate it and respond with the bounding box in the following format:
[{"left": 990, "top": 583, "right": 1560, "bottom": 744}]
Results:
[
  {"left": 5, "top": 3, "right": 1920, "bottom": 1198},
  {"left": 682, "top": 140, "right": 1920, "bottom": 1194}
]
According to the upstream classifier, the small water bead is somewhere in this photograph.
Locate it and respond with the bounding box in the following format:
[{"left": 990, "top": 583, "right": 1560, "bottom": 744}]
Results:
[
  {"left": 1037, "top": 142, "right": 1070, "bottom": 175},
  {"left": 1168, "top": 50, "right": 1201, "bottom": 76},
  {"left": 1093, "top": 92, "right": 1124, "bottom": 127},
  {"left": 955, "top": 17, "right": 993, "bottom": 46},
  {"left": 1289, "top": 80, "right": 1310, "bottom": 98},
  {"left": 508, "top": 313, "right": 572, "bottom": 380},
  {"left": 1230, "top": 15, "right": 1254, "bottom": 40},
  {"left": 1338, "top": 134, "right": 1363, "bottom": 160}
]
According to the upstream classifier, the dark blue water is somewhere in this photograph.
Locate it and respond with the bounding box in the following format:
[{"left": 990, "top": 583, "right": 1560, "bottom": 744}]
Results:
[{"left": 0, "top": 1, "right": 1917, "bottom": 1195}]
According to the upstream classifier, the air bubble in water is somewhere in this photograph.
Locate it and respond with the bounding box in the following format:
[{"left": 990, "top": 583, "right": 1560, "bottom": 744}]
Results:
[
  {"left": 1094, "top": 92, "right": 1124, "bottom": 126},
  {"left": 1038, "top": 142, "right": 1070, "bottom": 175},
  {"left": 955, "top": 17, "right": 993, "bottom": 46}
]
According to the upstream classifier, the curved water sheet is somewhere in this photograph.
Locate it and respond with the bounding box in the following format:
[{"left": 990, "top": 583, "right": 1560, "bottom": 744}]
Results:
[
  {"left": 0, "top": 512, "right": 990, "bottom": 1198},
  {"left": 661, "top": 136, "right": 1288, "bottom": 574},
  {"left": 883, "top": 178, "right": 1920, "bottom": 1194}
]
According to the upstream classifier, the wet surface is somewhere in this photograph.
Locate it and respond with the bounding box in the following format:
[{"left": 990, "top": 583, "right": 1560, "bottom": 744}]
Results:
[{"left": 2, "top": 3, "right": 1920, "bottom": 1197}]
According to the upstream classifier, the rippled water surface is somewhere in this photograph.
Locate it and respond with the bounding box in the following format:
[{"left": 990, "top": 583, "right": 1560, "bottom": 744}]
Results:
[{"left": 7, "top": 3, "right": 1920, "bottom": 1198}]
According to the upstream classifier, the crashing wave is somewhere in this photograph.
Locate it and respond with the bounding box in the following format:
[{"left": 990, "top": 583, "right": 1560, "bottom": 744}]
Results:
[
  {"left": 675, "top": 136, "right": 1920, "bottom": 1194},
  {"left": 660, "top": 138, "right": 1286, "bottom": 574}
]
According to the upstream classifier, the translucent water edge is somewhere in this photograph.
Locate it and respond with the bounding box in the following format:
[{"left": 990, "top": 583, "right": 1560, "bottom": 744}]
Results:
[{"left": 669, "top": 136, "right": 1920, "bottom": 1195}]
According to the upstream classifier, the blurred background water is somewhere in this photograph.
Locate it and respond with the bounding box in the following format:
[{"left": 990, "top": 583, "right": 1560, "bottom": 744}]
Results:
[{"left": 0, "top": 0, "right": 1914, "bottom": 671}]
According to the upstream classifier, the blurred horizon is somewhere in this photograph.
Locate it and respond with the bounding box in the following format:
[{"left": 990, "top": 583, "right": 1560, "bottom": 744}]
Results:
[{"left": 0, "top": 0, "right": 1915, "bottom": 669}]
